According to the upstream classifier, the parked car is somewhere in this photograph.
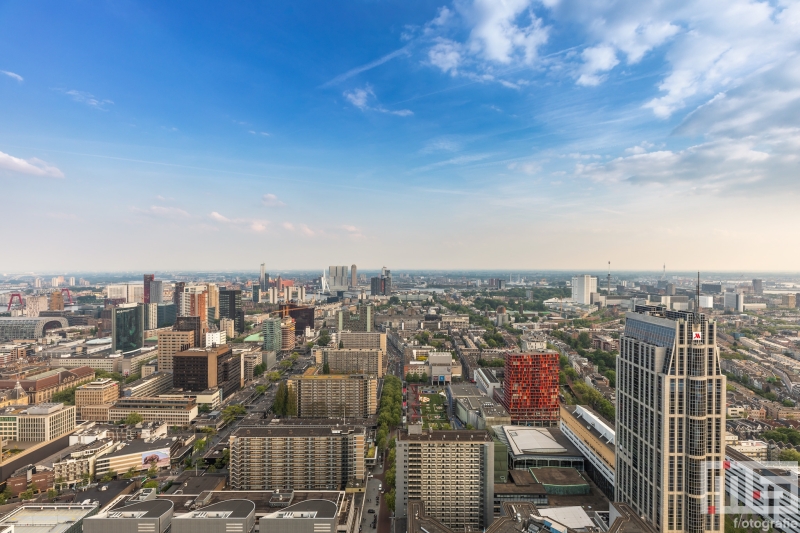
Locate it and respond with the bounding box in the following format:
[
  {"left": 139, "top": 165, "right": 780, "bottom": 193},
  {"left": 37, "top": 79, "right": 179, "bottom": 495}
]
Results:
[{"left": 368, "top": 509, "right": 375, "bottom": 514}]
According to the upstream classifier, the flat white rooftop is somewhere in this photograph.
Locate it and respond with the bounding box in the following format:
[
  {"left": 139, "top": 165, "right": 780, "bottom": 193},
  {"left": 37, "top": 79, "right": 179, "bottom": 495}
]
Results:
[{"left": 503, "top": 426, "right": 567, "bottom": 455}]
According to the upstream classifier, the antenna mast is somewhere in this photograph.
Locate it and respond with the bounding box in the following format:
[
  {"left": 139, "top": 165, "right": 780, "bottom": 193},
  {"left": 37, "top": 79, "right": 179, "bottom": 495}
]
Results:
[{"left": 696, "top": 271, "right": 701, "bottom": 313}]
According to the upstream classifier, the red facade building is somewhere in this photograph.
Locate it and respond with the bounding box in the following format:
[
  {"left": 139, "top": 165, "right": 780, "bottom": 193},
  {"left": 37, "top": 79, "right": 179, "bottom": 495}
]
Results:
[{"left": 499, "top": 351, "right": 560, "bottom": 426}]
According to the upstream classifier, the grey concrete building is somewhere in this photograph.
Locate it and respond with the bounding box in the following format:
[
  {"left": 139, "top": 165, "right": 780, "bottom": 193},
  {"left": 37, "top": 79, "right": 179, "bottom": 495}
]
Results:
[
  {"left": 171, "top": 500, "right": 255, "bottom": 533},
  {"left": 260, "top": 499, "right": 338, "bottom": 533},
  {"left": 84, "top": 500, "right": 174, "bottom": 533}
]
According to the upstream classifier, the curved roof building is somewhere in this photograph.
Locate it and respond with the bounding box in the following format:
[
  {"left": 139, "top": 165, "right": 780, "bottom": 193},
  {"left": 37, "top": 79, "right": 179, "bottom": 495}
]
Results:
[{"left": 0, "top": 317, "right": 69, "bottom": 341}]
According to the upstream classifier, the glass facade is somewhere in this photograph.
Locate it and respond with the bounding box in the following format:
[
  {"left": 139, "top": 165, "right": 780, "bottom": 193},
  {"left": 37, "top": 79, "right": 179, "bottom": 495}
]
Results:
[{"left": 112, "top": 306, "right": 144, "bottom": 352}]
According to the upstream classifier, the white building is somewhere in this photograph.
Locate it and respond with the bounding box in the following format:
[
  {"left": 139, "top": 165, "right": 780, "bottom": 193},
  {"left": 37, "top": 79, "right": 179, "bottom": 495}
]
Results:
[
  {"left": 205, "top": 330, "right": 227, "bottom": 347},
  {"left": 571, "top": 275, "right": 597, "bottom": 305},
  {"left": 724, "top": 291, "right": 744, "bottom": 312}
]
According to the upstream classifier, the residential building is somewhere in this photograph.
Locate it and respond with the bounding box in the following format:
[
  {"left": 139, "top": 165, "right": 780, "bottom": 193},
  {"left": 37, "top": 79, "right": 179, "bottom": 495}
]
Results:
[
  {"left": 205, "top": 330, "right": 227, "bottom": 347},
  {"left": 143, "top": 302, "right": 158, "bottom": 330},
  {"left": 205, "top": 283, "right": 220, "bottom": 320},
  {"left": 75, "top": 379, "right": 120, "bottom": 415},
  {"left": 497, "top": 351, "right": 560, "bottom": 426},
  {"left": 175, "top": 315, "right": 206, "bottom": 348},
  {"left": 25, "top": 294, "right": 49, "bottom": 317},
  {"left": 219, "top": 289, "right": 244, "bottom": 333},
  {"left": 571, "top": 275, "right": 597, "bottom": 305},
  {"left": 560, "top": 404, "right": 615, "bottom": 498},
  {"left": 50, "top": 290, "right": 65, "bottom": 311},
  {"left": 281, "top": 317, "right": 296, "bottom": 352},
  {"left": 351, "top": 264, "right": 358, "bottom": 287},
  {"left": 616, "top": 306, "right": 725, "bottom": 533},
  {"left": 396, "top": 426, "right": 494, "bottom": 530},
  {"left": 339, "top": 331, "right": 386, "bottom": 352},
  {"left": 228, "top": 421, "right": 366, "bottom": 490},
  {"left": 221, "top": 317, "right": 236, "bottom": 339},
  {"left": 752, "top": 279, "right": 764, "bottom": 295},
  {"left": 337, "top": 304, "right": 373, "bottom": 332},
  {"left": 149, "top": 280, "right": 164, "bottom": 304},
  {"left": 52, "top": 438, "right": 116, "bottom": 488},
  {"left": 315, "top": 348, "right": 384, "bottom": 377},
  {"left": 122, "top": 372, "right": 173, "bottom": 397},
  {"left": 262, "top": 317, "right": 282, "bottom": 352},
  {"left": 260, "top": 263, "right": 268, "bottom": 291},
  {"left": 111, "top": 304, "right": 145, "bottom": 352},
  {"left": 157, "top": 329, "right": 195, "bottom": 373},
  {"left": 143, "top": 274, "right": 155, "bottom": 303},
  {"left": 173, "top": 345, "right": 241, "bottom": 397},
  {"left": 108, "top": 397, "right": 198, "bottom": 426},
  {"left": 286, "top": 373, "right": 378, "bottom": 418},
  {"left": 0, "top": 316, "right": 69, "bottom": 342}
]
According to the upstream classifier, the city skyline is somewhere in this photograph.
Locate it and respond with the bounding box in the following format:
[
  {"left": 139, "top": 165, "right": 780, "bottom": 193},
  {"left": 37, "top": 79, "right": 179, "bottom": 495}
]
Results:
[{"left": 2, "top": 1, "right": 800, "bottom": 271}]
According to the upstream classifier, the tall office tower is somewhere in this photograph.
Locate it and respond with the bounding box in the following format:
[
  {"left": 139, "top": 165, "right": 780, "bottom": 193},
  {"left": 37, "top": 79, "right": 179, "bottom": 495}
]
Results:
[
  {"left": 498, "top": 352, "right": 560, "bottom": 426},
  {"left": 173, "top": 345, "right": 241, "bottom": 397},
  {"left": 252, "top": 287, "right": 260, "bottom": 303},
  {"left": 286, "top": 374, "right": 378, "bottom": 418},
  {"left": 143, "top": 302, "right": 158, "bottom": 330},
  {"left": 49, "top": 290, "right": 64, "bottom": 311},
  {"left": 337, "top": 304, "right": 373, "bottom": 332},
  {"left": 328, "top": 265, "right": 350, "bottom": 291},
  {"left": 571, "top": 274, "right": 597, "bottom": 305},
  {"left": 229, "top": 421, "right": 366, "bottom": 490},
  {"left": 34, "top": 278, "right": 42, "bottom": 288},
  {"left": 127, "top": 284, "right": 144, "bottom": 303},
  {"left": 723, "top": 292, "right": 744, "bottom": 312},
  {"left": 219, "top": 289, "right": 243, "bottom": 333},
  {"left": 396, "top": 428, "right": 494, "bottom": 530},
  {"left": 279, "top": 304, "right": 315, "bottom": 332},
  {"left": 149, "top": 280, "right": 163, "bottom": 304},
  {"left": 178, "top": 287, "right": 207, "bottom": 322},
  {"left": 143, "top": 274, "right": 155, "bottom": 303},
  {"left": 175, "top": 316, "right": 206, "bottom": 348},
  {"left": 370, "top": 277, "right": 382, "bottom": 296},
  {"left": 752, "top": 279, "right": 763, "bottom": 296},
  {"left": 220, "top": 317, "right": 236, "bottom": 339},
  {"left": 157, "top": 329, "right": 195, "bottom": 373},
  {"left": 260, "top": 263, "right": 268, "bottom": 291},
  {"left": 350, "top": 264, "right": 357, "bottom": 288},
  {"left": 156, "top": 303, "right": 176, "bottom": 328},
  {"left": 173, "top": 281, "right": 185, "bottom": 306},
  {"left": 616, "top": 306, "right": 725, "bottom": 533},
  {"left": 382, "top": 268, "right": 392, "bottom": 295},
  {"left": 262, "top": 317, "right": 282, "bottom": 352},
  {"left": 111, "top": 304, "right": 145, "bottom": 352},
  {"left": 205, "top": 283, "right": 220, "bottom": 320}
]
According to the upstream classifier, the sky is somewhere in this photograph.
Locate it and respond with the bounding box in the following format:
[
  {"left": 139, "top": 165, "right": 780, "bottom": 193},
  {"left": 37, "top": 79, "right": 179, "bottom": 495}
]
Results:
[{"left": 1, "top": 0, "right": 800, "bottom": 273}]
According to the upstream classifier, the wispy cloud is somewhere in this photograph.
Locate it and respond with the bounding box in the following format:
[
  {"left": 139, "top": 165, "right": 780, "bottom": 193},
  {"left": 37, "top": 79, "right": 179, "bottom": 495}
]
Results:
[
  {"left": 1, "top": 71, "right": 23, "bottom": 82},
  {"left": 262, "top": 193, "right": 285, "bottom": 207},
  {"left": 249, "top": 130, "right": 271, "bottom": 136},
  {"left": 209, "top": 212, "right": 269, "bottom": 232},
  {"left": 133, "top": 206, "right": 191, "bottom": 219},
  {"left": 57, "top": 89, "right": 113, "bottom": 109},
  {"left": 0, "top": 150, "right": 64, "bottom": 178},
  {"left": 410, "top": 153, "right": 492, "bottom": 173},
  {"left": 344, "top": 85, "right": 413, "bottom": 117},
  {"left": 321, "top": 46, "right": 410, "bottom": 87}
]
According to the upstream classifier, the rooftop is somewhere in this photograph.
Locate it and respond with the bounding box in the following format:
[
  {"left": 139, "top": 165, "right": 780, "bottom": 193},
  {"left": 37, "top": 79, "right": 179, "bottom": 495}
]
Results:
[
  {"left": 173, "top": 499, "right": 255, "bottom": 519},
  {"left": 263, "top": 499, "right": 338, "bottom": 519},
  {"left": 100, "top": 438, "right": 178, "bottom": 459},
  {"left": 91, "top": 500, "right": 174, "bottom": 519},
  {"left": 0, "top": 504, "right": 98, "bottom": 533},
  {"left": 398, "top": 429, "right": 492, "bottom": 443},
  {"left": 495, "top": 426, "right": 582, "bottom": 457}
]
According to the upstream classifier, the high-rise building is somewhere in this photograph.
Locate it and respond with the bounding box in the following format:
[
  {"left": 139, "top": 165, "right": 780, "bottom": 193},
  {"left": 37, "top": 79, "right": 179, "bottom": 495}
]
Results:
[
  {"left": 143, "top": 274, "right": 155, "bottom": 304},
  {"left": 315, "top": 348, "right": 384, "bottom": 377},
  {"left": 279, "top": 304, "right": 315, "bottom": 332},
  {"left": 396, "top": 427, "right": 494, "bottom": 530},
  {"left": 228, "top": 421, "right": 366, "bottom": 490},
  {"left": 49, "top": 290, "right": 65, "bottom": 311},
  {"left": 752, "top": 279, "right": 764, "bottom": 295},
  {"left": 252, "top": 286, "right": 260, "bottom": 304},
  {"left": 616, "top": 306, "right": 725, "bottom": 533},
  {"left": 68, "top": 276, "right": 75, "bottom": 286},
  {"left": 371, "top": 269, "right": 392, "bottom": 296},
  {"left": 337, "top": 304, "right": 373, "bottom": 332},
  {"left": 281, "top": 318, "right": 296, "bottom": 352},
  {"left": 157, "top": 329, "right": 195, "bottom": 373},
  {"left": 219, "top": 289, "right": 243, "bottom": 333},
  {"left": 25, "top": 294, "right": 48, "bottom": 317},
  {"left": 149, "top": 280, "right": 164, "bottom": 304},
  {"left": 571, "top": 274, "right": 597, "bottom": 305},
  {"left": 262, "top": 317, "right": 282, "bottom": 352},
  {"left": 328, "top": 266, "right": 350, "bottom": 291},
  {"left": 111, "top": 304, "right": 145, "bottom": 352},
  {"left": 143, "top": 302, "right": 158, "bottom": 330},
  {"left": 497, "top": 351, "right": 559, "bottom": 426},
  {"left": 260, "top": 264, "right": 268, "bottom": 291},
  {"left": 156, "top": 303, "right": 176, "bottom": 328},
  {"left": 220, "top": 317, "right": 236, "bottom": 339},
  {"left": 351, "top": 264, "right": 357, "bottom": 288},
  {"left": 205, "top": 283, "right": 219, "bottom": 320},
  {"left": 173, "top": 345, "right": 241, "bottom": 397},
  {"left": 175, "top": 316, "right": 206, "bottom": 348},
  {"left": 286, "top": 373, "right": 378, "bottom": 418},
  {"left": 172, "top": 281, "right": 185, "bottom": 306},
  {"left": 723, "top": 291, "right": 744, "bottom": 312},
  {"left": 75, "top": 378, "right": 120, "bottom": 414}
]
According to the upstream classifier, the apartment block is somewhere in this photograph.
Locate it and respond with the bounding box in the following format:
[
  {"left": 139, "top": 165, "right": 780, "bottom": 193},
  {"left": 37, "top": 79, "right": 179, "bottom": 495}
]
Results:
[
  {"left": 229, "top": 421, "right": 366, "bottom": 490},
  {"left": 157, "top": 330, "right": 195, "bottom": 373},
  {"left": 53, "top": 438, "right": 116, "bottom": 487},
  {"left": 396, "top": 427, "right": 494, "bottom": 530},
  {"left": 315, "top": 348, "right": 384, "bottom": 377},
  {"left": 497, "top": 351, "right": 560, "bottom": 426},
  {"left": 337, "top": 304, "right": 373, "bottom": 332},
  {"left": 286, "top": 373, "right": 378, "bottom": 418},
  {"left": 338, "top": 331, "right": 386, "bottom": 352}
]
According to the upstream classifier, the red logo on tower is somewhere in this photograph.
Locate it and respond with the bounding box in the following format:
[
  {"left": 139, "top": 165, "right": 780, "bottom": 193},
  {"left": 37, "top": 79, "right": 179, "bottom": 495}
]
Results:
[{"left": 693, "top": 331, "right": 702, "bottom": 341}]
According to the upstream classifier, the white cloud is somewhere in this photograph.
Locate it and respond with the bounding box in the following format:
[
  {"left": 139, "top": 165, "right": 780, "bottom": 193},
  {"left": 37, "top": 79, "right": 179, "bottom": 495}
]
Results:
[
  {"left": 624, "top": 142, "right": 655, "bottom": 155},
  {"left": 300, "top": 224, "right": 315, "bottom": 236},
  {"left": 261, "top": 193, "right": 286, "bottom": 207},
  {"left": 210, "top": 211, "right": 270, "bottom": 232},
  {"left": 411, "top": 153, "right": 492, "bottom": 173},
  {"left": 249, "top": 130, "right": 271, "bottom": 136},
  {"left": 466, "top": 0, "right": 549, "bottom": 65},
  {"left": 428, "top": 39, "right": 462, "bottom": 74},
  {"left": 61, "top": 89, "right": 113, "bottom": 109},
  {"left": 282, "top": 222, "right": 295, "bottom": 230},
  {"left": 0, "top": 150, "right": 64, "bottom": 178},
  {"left": 421, "top": 137, "right": 462, "bottom": 153},
  {"left": 343, "top": 85, "right": 413, "bottom": 117},
  {"left": 576, "top": 45, "right": 619, "bottom": 86},
  {"left": 148, "top": 206, "right": 190, "bottom": 218},
  {"left": 321, "top": 46, "right": 410, "bottom": 87},
  {"left": 1, "top": 71, "right": 23, "bottom": 82}
]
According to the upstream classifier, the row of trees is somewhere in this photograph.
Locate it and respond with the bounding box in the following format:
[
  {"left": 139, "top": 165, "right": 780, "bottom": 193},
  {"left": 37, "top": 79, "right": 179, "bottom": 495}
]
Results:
[
  {"left": 569, "top": 380, "right": 616, "bottom": 422},
  {"left": 273, "top": 381, "right": 297, "bottom": 416},
  {"left": 376, "top": 375, "right": 402, "bottom": 452},
  {"left": 404, "top": 372, "right": 427, "bottom": 383}
]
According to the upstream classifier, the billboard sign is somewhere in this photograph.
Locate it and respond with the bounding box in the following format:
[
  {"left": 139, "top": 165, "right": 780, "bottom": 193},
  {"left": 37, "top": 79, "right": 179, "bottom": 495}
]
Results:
[{"left": 142, "top": 448, "right": 170, "bottom": 468}]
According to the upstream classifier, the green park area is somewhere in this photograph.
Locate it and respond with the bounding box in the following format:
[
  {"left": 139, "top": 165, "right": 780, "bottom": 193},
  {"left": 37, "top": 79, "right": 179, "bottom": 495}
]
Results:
[{"left": 420, "top": 393, "right": 451, "bottom": 430}]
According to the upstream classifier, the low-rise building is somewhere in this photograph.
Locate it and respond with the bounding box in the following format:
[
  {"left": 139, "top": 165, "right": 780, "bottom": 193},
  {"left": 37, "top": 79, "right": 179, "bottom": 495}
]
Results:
[
  {"left": 53, "top": 438, "right": 117, "bottom": 488},
  {"left": 108, "top": 397, "right": 198, "bottom": 426},
  {"left": 559, "top": 404, "right": 615, "bottom": 498},
  {"left": 122, "top": 372, "right": 173, "bottom": 398},
  {"left": 260, "top": 499, "right": 338, "bottom": 533},
  {"left": 94, "top": 437, "right": 181, "bottom": 477},
  {"left": 75, "top": 379, "right": 120, "bottom": 416},
  {"left": 172, "top": 500, "right": 256, "bottom": 533},
  {"left": 0, "top": 402, "right": 77, "bottom": 441},
  {"left": 0, "top": 504, "right": 99, "bottom": 533},
  {"left": 158, "top": 388, "right": 223, "bottom": 410},
  {"left": 84, "top": 500, "right": 174, "bottom": 533},
  {"left": 0, "top": 366, "right": 95, "bottom": 403},
  {"left": 728, "top": 439, "right": 769, "bottom": 461}
]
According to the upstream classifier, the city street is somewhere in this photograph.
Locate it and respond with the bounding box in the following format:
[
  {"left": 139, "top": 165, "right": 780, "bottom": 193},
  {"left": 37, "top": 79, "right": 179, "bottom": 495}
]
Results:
[{"left": 359, "top": 461, "right": 385, "bottom": 533}]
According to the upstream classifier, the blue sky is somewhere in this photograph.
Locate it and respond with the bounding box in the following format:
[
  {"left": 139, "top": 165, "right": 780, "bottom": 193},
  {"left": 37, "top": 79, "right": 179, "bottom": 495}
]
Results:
[{"left": 2, "top": 0, "right": 799, "bottom": 272}]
